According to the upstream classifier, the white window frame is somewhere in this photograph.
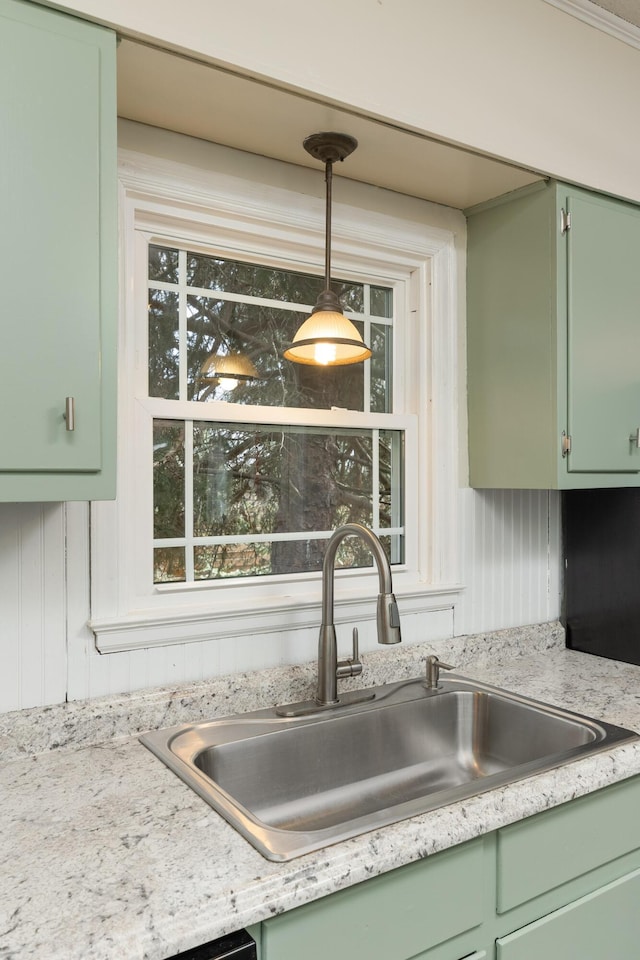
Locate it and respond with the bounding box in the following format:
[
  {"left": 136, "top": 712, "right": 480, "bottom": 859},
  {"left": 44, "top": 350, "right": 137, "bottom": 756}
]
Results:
[{"left": 90, "top": 150, "right": 461, "bottom": 653}]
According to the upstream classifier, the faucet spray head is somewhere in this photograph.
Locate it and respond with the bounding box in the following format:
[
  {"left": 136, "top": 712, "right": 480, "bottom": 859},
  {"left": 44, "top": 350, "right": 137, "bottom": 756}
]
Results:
[{"left": 377, "top": 593, "right": 402, "bottom": 644}]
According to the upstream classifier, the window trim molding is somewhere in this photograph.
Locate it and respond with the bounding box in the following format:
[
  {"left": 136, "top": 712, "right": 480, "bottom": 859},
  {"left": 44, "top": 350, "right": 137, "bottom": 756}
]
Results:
[
  {"left": 90, "top": 584, "right": 462, "bottom": 653},
  {"left": 90, "top": 148, "right": 462, "bottom": 654}
]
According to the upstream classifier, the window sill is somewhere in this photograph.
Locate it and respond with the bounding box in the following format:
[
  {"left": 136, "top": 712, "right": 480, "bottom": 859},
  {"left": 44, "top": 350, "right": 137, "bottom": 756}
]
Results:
[{"left": 91, "top": 582, "right": 462, "bottom": 653}]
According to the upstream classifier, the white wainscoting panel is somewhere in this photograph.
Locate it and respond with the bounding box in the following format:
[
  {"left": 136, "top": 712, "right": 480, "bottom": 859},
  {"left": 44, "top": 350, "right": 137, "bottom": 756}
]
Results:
[
  {"left": 455, "top": 488, "right": 562, "bottom": 636},
  {"left": 0, "top": 503, "right": 67, "bottom": 712}
]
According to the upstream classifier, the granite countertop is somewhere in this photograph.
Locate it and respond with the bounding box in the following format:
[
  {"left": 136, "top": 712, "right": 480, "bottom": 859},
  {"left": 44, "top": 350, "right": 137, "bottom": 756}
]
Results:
[{"left": 2, "top": 622, "right": 640, "bottom": 960}]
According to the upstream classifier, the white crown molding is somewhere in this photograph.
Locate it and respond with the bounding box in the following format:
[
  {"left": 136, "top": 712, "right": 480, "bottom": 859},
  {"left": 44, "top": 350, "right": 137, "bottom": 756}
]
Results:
[{"left": 542, "top": 0, "right": 640, "bottom": 49}]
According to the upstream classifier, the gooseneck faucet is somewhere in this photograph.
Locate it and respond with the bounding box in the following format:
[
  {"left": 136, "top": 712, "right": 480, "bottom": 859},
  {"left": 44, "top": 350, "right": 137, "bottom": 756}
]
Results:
[{"left": 317, "top": 523, "right": 402, "bottom": 706}]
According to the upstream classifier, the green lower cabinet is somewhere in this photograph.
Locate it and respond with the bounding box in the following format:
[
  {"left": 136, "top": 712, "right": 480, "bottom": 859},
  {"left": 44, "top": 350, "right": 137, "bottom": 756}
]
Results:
[
  {"left": 497, "top": 868, "right": 640, "bottom": 960},
  {"left": 260, "top": 838, "right": 487, "bottom": 960},
  {"left": 257, "top": 777, "right": 640, "bottom": 960}
]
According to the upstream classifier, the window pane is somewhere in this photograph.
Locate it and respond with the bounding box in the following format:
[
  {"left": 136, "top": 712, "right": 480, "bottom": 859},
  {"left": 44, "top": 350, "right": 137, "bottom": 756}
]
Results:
[
  {"left": 370, "top": 285, "right": 393, "bottom": 318},
  {"left": 194, "top": 542, "right": 273, "bottom": 580},
  {"left": 380, "top": 429, "right": 405, "bottom": 564},
  {"left": 153, "top": 420, "right": 185, "bottom": 539},
  {"left": 378, "top": 535, "right": 403, "bottom": 567},
  {"left": 149, "top": 244, "right": 179, "bottom": 283},
  {"left": 149, "top": 290, "right": 179, "bottom": 399},
  {"left": 154, "top": 547, "right": 185, "bottom": 583},
  {"left": 371, "top": 323, "right": 393, "bottom": 413}
]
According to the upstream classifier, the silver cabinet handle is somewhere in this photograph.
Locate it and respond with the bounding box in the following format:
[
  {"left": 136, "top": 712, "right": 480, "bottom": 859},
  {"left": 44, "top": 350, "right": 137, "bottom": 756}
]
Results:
[
  {"left": 64, "top": 396, "right": 75, "bottom": 432},
  {"left": 630, "top": 428, "right": 640, "bottom": 448}
]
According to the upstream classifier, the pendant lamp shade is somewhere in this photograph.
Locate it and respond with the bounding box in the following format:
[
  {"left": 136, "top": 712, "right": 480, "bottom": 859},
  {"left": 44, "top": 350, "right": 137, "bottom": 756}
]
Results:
[
  {"left": 283, "top": 292, "right": 371, "bottom": 366},
  {"left": 284, "top": 132, "right": 371, "bottom": 367},
  {"left": 283, "top": 311, "right": 371, "bottom": 366},
  {"left": 200, "top": 352, "right": 258, "bottom": 391}
]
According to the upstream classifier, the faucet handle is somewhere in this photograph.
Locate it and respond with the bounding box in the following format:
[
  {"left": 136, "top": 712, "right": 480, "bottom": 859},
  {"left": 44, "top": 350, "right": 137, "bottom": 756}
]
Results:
[
  {"left": 425, "top": 655, "right": 454, "bottom": 690},
  {"left": 337, "top": 627, "right": 364, "bottom": 679}
]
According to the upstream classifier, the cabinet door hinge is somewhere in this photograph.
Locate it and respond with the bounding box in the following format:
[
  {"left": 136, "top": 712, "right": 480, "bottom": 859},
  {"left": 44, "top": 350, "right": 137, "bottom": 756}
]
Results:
[
  {"left": 562, "top": 431, "right": 572, "bottom": 457},
  {"left": 560, "top": 208, "right": 571, "bottom": 234}
]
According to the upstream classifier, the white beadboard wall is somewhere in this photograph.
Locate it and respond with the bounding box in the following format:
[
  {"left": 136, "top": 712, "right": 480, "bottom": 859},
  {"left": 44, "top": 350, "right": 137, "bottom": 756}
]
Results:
[
  {"left": 0, "top": 503, "right": 67, "bottom": 711},
  {"left": 0, "top": 489, "right": 561, "bottom": 713},
  {"left": 455, "top": 488, "right": 561, "bottom": 636}
]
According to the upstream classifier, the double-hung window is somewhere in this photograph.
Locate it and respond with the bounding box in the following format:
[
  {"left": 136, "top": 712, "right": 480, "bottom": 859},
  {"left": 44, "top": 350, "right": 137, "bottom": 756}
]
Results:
[
  {"left": 90, "top": 150, "right": 460, "bottom": 654},
  {"left": 149, "top": 245, "right": 404, "bottom": 584}
]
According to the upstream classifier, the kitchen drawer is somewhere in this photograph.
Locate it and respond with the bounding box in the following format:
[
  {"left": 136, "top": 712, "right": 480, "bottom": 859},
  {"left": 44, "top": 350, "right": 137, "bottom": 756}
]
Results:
[
  {"left": 496, "top": 777, "right": 640, "bottom": 912},
  {"left": 496, "top": 867, "right": 640, "bottom": 959},
  {"left": 261, "top": 837, "right": 485, "bottom": 960}
]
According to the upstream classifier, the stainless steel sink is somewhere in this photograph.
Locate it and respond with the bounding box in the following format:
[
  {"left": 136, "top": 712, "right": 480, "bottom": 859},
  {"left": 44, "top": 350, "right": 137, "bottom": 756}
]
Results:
[{"left": 140, "top": 675, "right": 638, "bottom": 861}]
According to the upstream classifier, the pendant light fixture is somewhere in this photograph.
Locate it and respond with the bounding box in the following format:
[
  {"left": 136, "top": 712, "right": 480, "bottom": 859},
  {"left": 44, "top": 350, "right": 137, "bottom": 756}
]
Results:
[{"left": 284, "top": 133, "right": 372, "bottom": 367}]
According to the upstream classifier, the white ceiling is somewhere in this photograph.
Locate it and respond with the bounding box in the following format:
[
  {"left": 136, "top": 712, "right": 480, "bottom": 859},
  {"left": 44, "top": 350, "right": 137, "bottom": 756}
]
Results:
[{"left": 116, "top": 39, "right": 543, "bottom": 211}]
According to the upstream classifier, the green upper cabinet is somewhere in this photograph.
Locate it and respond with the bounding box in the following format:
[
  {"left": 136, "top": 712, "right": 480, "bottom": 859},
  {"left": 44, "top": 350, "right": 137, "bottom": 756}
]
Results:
[
  {"left": 0, "top": 0, "right": 116, "bottom": 501},
  {"left": 467, "top": 181, "right": 640, "bottom": 489}
]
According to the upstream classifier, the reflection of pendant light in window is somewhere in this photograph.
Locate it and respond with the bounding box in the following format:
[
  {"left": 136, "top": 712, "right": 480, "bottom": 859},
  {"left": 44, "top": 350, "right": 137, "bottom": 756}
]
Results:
[
  {"left": 199, "top": 352, "right": 258, "bottom": 391},
  {"left": 284, "top": 133, "right": 372, "bottom": 367}
]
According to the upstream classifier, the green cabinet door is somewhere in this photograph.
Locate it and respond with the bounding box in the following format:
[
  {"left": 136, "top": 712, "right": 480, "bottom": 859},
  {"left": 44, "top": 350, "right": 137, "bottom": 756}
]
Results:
[
  {"left": 467, "top": 180, "right": 640, "bottom": 489},
  {"left": 496, "top": 776, "right": 640, "bottom": 914},
  {"left": 566, "top": 191, "right": 640, "bottom": 473},
  {"left": 260, "top": 838, "right": 486, "bottom": 960},
  {"left": 496, "top": 868, "right": 640, "bottom": 960},
  {"left": 0, "top": 0, "right": 116, "bottom": 500}
]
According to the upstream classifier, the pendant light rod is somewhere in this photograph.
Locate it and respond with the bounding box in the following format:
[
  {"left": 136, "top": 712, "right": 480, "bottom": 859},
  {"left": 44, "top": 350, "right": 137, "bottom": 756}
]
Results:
[
  {"left": 284, "top": 132, "right": 371, "bottom": 366},
  {"left": 324, "top": 157, "right": 333, "bottom": 292},
  {"left": 303, "top": 132, "right": 357, "bottom": 311}
]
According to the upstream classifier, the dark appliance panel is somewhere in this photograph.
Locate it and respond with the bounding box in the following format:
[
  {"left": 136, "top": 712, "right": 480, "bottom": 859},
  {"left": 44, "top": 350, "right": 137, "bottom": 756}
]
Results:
[
  {"left": 563, "top": 488, "right": 640, "bottom": 665},
  {"left": 167, "top": 929, "right": 257, "bottom": 960}
]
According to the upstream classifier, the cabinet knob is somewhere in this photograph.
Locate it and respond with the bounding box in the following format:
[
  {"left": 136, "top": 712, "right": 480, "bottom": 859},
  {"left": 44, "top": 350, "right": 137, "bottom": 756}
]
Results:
[
  {"left": 629, "top": 428, "right": 640, "bottom": 448},
  {"left": 64, "top": 396, "right": 75, "bottom": 432}
]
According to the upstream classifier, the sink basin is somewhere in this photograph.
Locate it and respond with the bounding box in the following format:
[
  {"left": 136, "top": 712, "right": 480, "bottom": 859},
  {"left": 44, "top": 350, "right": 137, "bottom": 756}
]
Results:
[{"left": 140, "top": 675, "right": 638, "bottom": 861}]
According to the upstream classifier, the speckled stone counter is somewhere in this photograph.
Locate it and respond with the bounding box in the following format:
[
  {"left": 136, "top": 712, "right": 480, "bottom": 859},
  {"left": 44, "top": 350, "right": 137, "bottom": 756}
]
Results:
[{"left": 2, "top": 622, "right": 640, "bottom": 960}]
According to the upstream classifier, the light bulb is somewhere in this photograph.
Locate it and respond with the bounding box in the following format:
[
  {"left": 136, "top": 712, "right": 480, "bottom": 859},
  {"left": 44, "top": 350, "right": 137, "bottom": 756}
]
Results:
[
  {"left": 219, "top": 377, "right": 239, "bottom": 391},
  {"left": 314, "top": 342, "right": 337, "bottom": 365}
]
